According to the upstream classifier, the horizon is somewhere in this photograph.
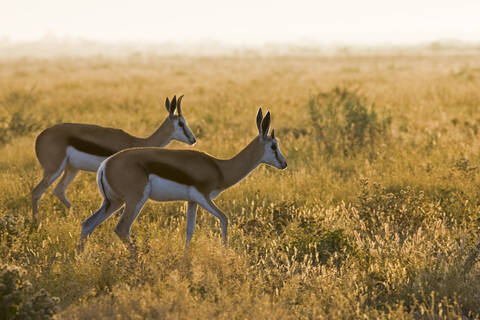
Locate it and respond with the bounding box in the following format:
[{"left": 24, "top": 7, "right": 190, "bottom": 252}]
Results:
[
  {"left": 1, "top": 36, "right": 478, "bottom": 59},
  {"left": 2, "top": 0, "right": 479, "bottom": 46},
  {"left": 1, "top": 35, "right": 479, "bottom": 47}
]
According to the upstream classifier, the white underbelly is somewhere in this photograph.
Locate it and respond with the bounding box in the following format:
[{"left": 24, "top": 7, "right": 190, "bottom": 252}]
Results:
[
  {"left": 66, "top": 146, "right": 106, "bottom": 172},
  {"left": 148, "top": 174, "right": 193, "bottom": 202}
]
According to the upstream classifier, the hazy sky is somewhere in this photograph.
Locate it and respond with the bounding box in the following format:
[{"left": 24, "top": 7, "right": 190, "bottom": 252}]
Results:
[{"left": 2, "top": 0, "right": 479, "bottom": 45}]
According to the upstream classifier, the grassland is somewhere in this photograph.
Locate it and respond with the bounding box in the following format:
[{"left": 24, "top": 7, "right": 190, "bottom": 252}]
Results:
[{"left": 1, "top": 52, "right": 480, "bottom": 319}]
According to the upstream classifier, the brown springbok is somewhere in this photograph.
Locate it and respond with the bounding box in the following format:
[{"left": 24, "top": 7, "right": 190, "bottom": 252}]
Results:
[
  {"left": 78, "top": 108, "right": 287, "bottom": 251},
  {"left": 32, "top": 95, "right": 196, "bottom": 223}
]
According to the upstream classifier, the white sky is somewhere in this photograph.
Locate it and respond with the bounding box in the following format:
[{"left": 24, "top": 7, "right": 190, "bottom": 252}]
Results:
[{"left": 1, "top": 0, "right": 479, "bottom": 45}]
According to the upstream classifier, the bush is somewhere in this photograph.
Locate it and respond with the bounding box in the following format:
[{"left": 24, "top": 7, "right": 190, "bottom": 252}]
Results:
[
  {"left": 0, "top": 88, "right": 42, "bottom": 146},
  {"left": 0, "top": 110, "right": 41, "bottom": 146},
  {"left": 2, "top": 89, "right": 38, "bottom": 107},
  {"left": 0, "top": 264, "right": 59, "bottom": 320},
  {"left": 282, "top": 215, "right": 354, "bottom": 266},
  {"left": 308, "top": 87, "right": 391, "bottom": 157},
  {"left": 356, "top": 179, "right": 433, "bottom": 238},
  {"left": 0, "top": 214, "right": 19, "bottom": 248},
  {"left": 284, "top": 226, "right": 352, "bottom": 266}
]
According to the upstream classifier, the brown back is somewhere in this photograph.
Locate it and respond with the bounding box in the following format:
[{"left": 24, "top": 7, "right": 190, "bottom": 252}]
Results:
[
  {"left": 108, "top": 148, "right": 225, "bottom": 194},
  {"left": 36, "top": 123, "right": 142, "bottom": 158}
]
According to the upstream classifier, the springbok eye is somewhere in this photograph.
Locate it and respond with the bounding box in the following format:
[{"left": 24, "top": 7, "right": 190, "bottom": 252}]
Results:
[
  {"left": 271, "top": 144, "right": 277, "bottom": 151},
  {"left": 178, "top": 121, "right": 184, "bottom": 127}
]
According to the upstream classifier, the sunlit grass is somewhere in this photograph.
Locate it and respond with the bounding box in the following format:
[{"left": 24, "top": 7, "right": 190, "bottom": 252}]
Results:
[{"left": 1, "top": 53, "right": 480, "bottom": 319}]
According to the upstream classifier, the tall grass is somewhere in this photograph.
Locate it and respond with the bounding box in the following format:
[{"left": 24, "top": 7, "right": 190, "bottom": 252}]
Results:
[{"left": 1, "top": 53, "right": 480, "bottom": 319}]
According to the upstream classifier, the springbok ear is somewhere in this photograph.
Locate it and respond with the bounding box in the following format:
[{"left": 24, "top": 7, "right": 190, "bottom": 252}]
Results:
[
  {"left": 177, "top": 95, "right": 184, "bottom": 115},
  {"left": 256, "top": 108, "right": 263, "bottom": 135},
  {"left": 261, "top": 111, "right": 271, "bottom": 137},
  {"left": 170, "top": 95, "right": 177, "bottom": 114},
  {"left": 271, "top": 128, "right": 275, "bottom": 139},
  {"left": 165, "top": 97, "right": 170, "bottom": 113}
]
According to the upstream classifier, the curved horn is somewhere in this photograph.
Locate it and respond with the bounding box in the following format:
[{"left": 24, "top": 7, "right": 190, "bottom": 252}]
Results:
[
  {"left": 170, "top": 95, "right": 177, "bottom": 114},
  {"left": 177, "top": 95, "right": 184, "bottom": 115},
  {"left": 165, "top": 97, "right": 170, "bottom": 113},
  {"left": 261, "top": 111, "right": 271, "bottom": 137},
  {"left": 256, "top": 108, "right": 263, "bottom": 135}
]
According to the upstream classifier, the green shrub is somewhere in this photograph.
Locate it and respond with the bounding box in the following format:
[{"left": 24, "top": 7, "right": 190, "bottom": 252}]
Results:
[
  {"left": 356, "top": 179, "right": 433, "bottom": 238},
  {"left": 308, "top": 87, "right": 391, "bottom": 158},
  {"left": 0, "top": 214, "right": 19, "bottom": 248},
  {"left": 2, "top": 89, "right": 38, "bottom": 107},
  {"left": 0, "top": 110, "right": 41, "bottom": 146},
  {"left": 0, "top": 264, "right": 59, "bottom": 320},
  {"left": 0, "top": 88, "right": 42, "bottom": 146},
  {"left": 283, "top": 216, "right": 353, "bottom": 266}
]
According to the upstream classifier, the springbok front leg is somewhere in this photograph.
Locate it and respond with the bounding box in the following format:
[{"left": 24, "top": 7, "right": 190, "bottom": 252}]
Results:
[
  {"left": 53, "top": 164, "right": 79, "bottom": 209},
  {"left": 31, "top": 159, "right": 67, "bottom": 223},
  {"left": 197, "top": 196, "right": 228, "bottom": 247},
  {"left": 185, "top": 201, "right": 198, "bottom": 250}
]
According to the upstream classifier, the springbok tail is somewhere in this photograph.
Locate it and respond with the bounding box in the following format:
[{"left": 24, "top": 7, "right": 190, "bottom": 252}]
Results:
[
  {"left": 80, "top": 165, "right": 111, "bottom": 237},
  {"left": 97, "top": 163, "right": 111, "bottom": 204}
]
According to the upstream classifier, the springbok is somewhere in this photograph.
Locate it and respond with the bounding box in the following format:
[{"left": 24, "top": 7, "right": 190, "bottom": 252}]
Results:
[
  {"left": 32, "top": 95, "right": 196, "bottom": 223},
  {"left": 78, "top": 108, "right": 287, "bottom": 251}
]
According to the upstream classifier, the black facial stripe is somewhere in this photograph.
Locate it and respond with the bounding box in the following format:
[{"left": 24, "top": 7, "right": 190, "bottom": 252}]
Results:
[
  {"left": 274, "top": 148, "right": 282, "bottom": 164},
  {"left": 181, "top": 124, "right": 191, "bottom": 141}
]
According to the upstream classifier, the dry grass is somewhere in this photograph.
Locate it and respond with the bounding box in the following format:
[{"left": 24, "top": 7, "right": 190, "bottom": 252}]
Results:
[{"left": 1, "top": 53, "right": 480, "bottom": 319}]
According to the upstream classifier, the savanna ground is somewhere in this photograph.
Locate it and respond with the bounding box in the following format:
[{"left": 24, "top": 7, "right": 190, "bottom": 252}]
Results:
[{"left": 1, "top": 51, "right": 480, "bottom": 319}]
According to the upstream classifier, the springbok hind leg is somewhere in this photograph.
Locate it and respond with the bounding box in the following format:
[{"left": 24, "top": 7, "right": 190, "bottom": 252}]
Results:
[
  {"left": 114, "top": 185, "right": 150, "bottom": 253},
  {"left": 78, "top": 198, "right": 123, "bottom": 252}
]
